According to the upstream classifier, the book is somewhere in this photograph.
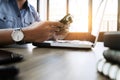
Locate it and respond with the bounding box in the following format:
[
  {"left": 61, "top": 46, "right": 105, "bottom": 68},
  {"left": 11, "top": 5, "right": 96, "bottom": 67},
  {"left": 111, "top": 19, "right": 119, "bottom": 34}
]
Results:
[
  {"left": 97, "top": 59, "right": 120, "bottom": 80},
  {"left": 103, "top": 49, "right": 120, "bottom": 65}
]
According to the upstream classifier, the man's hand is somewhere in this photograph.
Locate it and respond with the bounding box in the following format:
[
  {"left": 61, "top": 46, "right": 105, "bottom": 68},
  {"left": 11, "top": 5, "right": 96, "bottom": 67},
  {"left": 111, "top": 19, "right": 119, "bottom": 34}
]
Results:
[
  {"left": 52, "top": 14, "right": 72, "bottom": 40},
  {"left": 52, "top": 24, "right": 70, "bottom": 40},
  {"left": 23, "top": 21, "right": 64, "bottom": 43}
]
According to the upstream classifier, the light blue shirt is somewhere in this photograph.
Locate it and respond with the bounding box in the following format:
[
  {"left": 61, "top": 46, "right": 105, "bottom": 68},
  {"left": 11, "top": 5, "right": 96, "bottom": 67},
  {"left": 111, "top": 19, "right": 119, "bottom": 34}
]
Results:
[{"left": 0, "top": 0, "right": 40, "bottom": 29}]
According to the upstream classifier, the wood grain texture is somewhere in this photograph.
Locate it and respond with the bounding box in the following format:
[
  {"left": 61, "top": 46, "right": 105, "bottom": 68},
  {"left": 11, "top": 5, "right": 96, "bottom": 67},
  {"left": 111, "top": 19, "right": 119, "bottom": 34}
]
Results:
[{"left": 0, "top": 43, "right": 109, "bottom": 80}]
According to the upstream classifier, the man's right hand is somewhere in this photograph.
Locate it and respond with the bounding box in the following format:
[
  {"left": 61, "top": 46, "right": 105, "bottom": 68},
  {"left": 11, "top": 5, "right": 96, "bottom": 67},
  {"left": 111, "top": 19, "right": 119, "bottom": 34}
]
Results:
[{"left": 23, "top": 21, "right": 64, "bottom": 43}]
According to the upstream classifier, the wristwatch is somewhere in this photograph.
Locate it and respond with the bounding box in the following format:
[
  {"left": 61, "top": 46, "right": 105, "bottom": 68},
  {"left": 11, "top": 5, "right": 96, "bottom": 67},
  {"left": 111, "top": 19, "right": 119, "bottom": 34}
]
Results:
[{"left": 11, "top": 28, "right": 25, "bottom": 44}]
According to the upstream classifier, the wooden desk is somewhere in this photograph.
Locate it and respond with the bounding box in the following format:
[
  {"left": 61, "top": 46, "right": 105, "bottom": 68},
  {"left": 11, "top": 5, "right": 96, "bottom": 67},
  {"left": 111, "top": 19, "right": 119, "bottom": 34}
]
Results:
[{"left": 0, "top": 42, "right": 109, "bottom": 80}]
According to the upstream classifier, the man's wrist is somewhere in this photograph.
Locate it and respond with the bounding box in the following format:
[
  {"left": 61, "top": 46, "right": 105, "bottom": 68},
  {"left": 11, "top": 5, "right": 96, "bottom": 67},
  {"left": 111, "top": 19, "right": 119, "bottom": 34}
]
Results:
[
  {"left": 11, "top": 28, "right": 25, "bottom": 44},
  {"left": 22, "top": 28, "right": 33, "bottom": 43}
]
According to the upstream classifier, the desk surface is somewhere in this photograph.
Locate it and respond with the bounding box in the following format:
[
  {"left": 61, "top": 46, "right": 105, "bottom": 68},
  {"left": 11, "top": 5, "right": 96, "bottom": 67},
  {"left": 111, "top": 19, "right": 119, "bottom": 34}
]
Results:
[{"left": 0, "top": 42, "right": 109, "bottom": 80}]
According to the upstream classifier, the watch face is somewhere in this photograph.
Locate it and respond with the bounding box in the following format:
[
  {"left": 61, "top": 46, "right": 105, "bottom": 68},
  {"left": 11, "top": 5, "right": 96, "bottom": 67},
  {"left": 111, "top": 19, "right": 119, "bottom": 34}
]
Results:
[{"left": 11, "top": 30, "right": 24, "bottom": 42}]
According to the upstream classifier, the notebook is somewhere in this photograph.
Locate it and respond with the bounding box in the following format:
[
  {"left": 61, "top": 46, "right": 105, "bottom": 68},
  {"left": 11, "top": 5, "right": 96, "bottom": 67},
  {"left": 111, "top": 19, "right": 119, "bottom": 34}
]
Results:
[
  {"left": 32, "top": 31, "right": 100, "bottom": 49},
  {"left": 33, "top": 40, "right": 93, "bottom": 49},
  {"left": 32, "top": 9, "right": 103, "bottom": 49},
  {"left": 32, "top": 11, "right": 101, "bottom": 49}
]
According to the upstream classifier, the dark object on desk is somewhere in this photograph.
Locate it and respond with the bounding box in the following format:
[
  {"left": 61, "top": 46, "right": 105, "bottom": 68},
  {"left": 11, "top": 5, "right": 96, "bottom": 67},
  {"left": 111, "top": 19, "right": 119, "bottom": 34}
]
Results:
[
  {"left": 0, "top": 50, "right": 23, "bottom": 65},
  {"left": 0, "top": 65, "right": 19, "bottom": 78},
  {"left": 104, "top": 31, "right": 120, "bottom": 50},
  {"left": 103, "top": 49, "right": 120, "bottom": 65}
]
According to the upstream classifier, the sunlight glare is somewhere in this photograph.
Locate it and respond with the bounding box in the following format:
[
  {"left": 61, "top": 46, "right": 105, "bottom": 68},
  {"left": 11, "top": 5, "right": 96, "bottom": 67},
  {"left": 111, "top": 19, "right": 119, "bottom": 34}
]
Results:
[{"left": 69, "top": 0, "right": 88, "bottom": 32}]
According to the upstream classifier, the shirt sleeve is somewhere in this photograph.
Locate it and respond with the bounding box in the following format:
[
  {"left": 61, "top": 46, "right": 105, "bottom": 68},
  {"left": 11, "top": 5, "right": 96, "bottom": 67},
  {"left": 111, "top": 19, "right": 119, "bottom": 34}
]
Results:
[
  {"left": 29, "top": 4, "right": 41, "bottom": 22},
  {"left": 34, "top": 11, "right": 41, "bottom": 22}
]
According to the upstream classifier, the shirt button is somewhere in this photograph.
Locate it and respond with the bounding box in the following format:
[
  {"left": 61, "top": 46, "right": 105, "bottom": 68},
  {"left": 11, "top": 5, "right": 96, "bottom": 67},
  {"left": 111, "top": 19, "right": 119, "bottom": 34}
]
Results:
[
  {"left": 18, "top": 15, "right": 20, "bottom": 17},
  {"left": 3, "top": 17, "right": 6, "bottom": 20}
]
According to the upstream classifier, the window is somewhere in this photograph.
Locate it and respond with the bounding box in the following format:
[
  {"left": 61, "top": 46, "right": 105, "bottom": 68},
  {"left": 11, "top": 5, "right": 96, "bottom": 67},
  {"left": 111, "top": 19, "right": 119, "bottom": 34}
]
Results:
[
  {"left": 28, "top": 0, "right": 37, "bottom": 11},
  {"left": 92, "top": 0, "right": 118, "bottom": 32},
  {"left": 39, "top": 0, "right": 89, "bottom": 32},
  {"left": 38, "top": 0, "right": 118, "bottom": 33},
  {"left": 69, "top": 0, "right": 89, "bottom": 32}
]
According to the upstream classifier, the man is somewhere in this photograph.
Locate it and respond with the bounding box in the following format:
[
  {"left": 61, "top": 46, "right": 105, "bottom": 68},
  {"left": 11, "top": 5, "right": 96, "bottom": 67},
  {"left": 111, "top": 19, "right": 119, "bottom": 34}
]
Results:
[{"left": 0, "top": 0, "right": 69, "bottom": 46}]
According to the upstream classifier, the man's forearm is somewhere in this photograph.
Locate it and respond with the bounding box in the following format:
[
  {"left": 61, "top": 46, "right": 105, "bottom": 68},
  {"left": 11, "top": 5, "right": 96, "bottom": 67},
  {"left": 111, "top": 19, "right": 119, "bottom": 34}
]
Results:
[
  {"left": 0, "top": 29, "right": 14, "bottom": 46},
  {"left": 0, "top": 28, "right": 33, "bottom": 46}
]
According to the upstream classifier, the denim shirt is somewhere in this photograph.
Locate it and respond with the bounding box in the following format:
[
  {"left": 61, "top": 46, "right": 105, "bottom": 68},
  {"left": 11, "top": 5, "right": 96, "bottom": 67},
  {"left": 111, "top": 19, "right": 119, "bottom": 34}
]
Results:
[{"left": 0, "top": 0, "right": 40, "bottom": 29}]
